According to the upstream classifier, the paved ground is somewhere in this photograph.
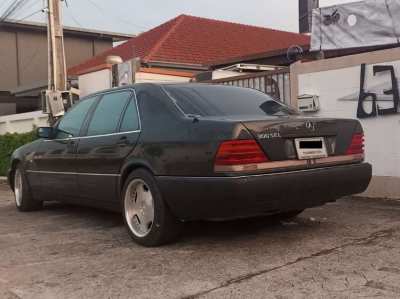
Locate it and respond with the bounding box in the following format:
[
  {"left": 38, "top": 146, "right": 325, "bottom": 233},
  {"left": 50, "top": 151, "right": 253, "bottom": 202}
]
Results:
[{"left": 1, "top": 183, "right": 400, "bottom": 299}]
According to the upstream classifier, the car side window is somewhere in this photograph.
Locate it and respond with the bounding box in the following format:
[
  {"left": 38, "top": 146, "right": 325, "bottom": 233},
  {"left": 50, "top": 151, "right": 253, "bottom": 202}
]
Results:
[
  {"left": 55, "top": 96, "right": 97, "bottom": 139},
  {"left": 120, "top": 98, "right": 140, "bottom": 132},
  {"left": 86, "top": 91, "right": 131, "bottom": 136}
]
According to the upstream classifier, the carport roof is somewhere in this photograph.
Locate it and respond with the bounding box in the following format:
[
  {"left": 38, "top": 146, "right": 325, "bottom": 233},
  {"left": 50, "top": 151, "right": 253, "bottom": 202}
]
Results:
[{"left": 68, "top": 14, "right": 310, "bottom": 76}]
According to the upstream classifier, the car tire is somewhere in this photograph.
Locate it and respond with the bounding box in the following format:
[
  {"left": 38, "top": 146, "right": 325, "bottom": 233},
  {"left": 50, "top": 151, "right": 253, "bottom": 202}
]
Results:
[
  {"left": 122, "top": 169, "right": 182, "bottom": 247},
  {"left": 13, "top": 165, "right": 43, "bottom": 212}
]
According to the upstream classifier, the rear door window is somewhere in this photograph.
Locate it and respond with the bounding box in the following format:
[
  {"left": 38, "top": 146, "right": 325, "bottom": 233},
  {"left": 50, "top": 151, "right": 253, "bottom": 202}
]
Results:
[
  {"left": 120, "top": 98, "right": 140, "bottom": 132},
  {"left": 86, "top": 91, "right": 131, "bottom": 136}
]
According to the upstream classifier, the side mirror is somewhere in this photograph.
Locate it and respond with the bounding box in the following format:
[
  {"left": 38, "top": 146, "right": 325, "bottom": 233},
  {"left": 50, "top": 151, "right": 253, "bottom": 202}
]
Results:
[{"left": 37, "top": 127, "right": 53, "bottom": 139}]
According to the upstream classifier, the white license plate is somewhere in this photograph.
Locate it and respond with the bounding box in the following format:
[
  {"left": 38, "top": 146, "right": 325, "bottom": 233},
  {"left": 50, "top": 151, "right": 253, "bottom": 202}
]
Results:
[{"left": 295, "top": 137, "right": 328, "bottom": 160}]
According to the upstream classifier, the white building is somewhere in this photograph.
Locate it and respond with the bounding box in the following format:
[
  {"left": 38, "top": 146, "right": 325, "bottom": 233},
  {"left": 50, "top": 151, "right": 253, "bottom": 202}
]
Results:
[{"left": 291, "top": 47, "right": 400, "bottom": 199}]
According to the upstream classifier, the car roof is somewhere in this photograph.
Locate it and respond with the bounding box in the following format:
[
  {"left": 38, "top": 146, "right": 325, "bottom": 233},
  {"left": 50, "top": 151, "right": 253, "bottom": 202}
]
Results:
[{"left": 82, "top": 82, "right": 242, "bottom": 100}]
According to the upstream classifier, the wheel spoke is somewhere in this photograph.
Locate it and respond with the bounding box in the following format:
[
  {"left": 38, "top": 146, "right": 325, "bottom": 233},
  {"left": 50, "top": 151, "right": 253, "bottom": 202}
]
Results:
[
  {"left": 133, "top": 191, "right": 138, "bottom": 203},
  {"left": 133, "top": 214, "right": 141, "bottom": 225},
  {"left": 128, "top": 190, "right": 140, "bottom": 211},
  {"left": 141, "top": 187, "right": 154, "bottom": 226},
  {"left": 136, "top": 214, "right": 148, "bottom": 234},
  {"left": 141, "top": 205, "right": 154, "bottom": 229}
]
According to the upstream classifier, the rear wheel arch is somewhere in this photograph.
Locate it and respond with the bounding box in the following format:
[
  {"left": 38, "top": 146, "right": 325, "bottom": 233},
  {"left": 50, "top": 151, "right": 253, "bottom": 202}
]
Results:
[
  {"left": 121, "top": 167, "right": 182, "bottom": 246},
  {"left": 11, "top": 159, "right": 21, "bottom": 170},
  {"left": 119, "top": 162, "right": 155, "bottom": 192}
]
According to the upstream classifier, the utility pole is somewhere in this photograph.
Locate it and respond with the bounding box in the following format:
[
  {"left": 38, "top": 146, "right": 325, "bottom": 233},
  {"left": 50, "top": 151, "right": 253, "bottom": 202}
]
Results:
[
  {"left": 47, "top": 0, "right": 67, "bottom": 92},
  {"left": 43, "top": 0, "right": 68, "bottom": 121}
]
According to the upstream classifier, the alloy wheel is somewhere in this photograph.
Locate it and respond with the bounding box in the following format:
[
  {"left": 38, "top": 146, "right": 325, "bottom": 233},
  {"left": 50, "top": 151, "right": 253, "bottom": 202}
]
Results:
[
  {"left": 124, "top": 179, "right": 155, "bottom": 238},
  {"left": 14, "top": 169, "right": 23, "bottom": 207}
]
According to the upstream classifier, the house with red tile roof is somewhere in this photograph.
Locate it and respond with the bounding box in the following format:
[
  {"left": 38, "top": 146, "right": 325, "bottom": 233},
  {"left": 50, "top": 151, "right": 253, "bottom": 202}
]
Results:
[{"left": 68, "top": 14, "right": 310, "bottom": 82}]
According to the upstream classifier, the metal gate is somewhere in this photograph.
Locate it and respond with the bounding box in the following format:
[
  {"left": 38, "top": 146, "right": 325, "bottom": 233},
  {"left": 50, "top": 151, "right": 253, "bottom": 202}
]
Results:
[{"left": 204, "top": 68, "right": 291, "bottom": 105}]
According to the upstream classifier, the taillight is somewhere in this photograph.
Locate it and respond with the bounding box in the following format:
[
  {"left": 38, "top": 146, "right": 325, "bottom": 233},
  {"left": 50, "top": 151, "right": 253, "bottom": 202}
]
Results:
[
  {"left": 215, "top": 139, "right": 268, "bottom": 166},
  {"left": 346, "top": 133, "right": 365, "bottom": 155}
]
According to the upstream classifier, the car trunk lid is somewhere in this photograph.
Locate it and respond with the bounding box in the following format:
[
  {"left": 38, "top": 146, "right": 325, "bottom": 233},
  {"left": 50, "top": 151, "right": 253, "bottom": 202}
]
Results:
[{"left": 241, "top": 117, "right": 360, "bottom": 161}]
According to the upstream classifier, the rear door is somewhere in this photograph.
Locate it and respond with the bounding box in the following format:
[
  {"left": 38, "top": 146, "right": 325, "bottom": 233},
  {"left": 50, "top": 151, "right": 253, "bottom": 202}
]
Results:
[{"left": 76, "top": 89, "right": 141, "bottom": 205}]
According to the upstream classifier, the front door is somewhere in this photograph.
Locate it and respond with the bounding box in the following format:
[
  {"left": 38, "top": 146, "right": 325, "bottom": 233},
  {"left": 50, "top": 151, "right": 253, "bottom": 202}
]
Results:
[
  {"left": 76, "top": 90, "right": 141, "bottom": 205},
  {"left": 34, "top": 96, "right": 97, "bottom": 201}
]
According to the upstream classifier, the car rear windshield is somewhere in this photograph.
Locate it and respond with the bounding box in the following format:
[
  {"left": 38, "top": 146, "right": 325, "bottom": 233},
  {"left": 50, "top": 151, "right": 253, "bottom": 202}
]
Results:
[{"left": 163, "top": 85, "right": 296, "bottom": 117}]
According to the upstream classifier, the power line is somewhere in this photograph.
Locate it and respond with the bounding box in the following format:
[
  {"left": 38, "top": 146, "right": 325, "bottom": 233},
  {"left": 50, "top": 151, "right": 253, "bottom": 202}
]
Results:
[
  {"left": 63, "top": 0, "right": 84, "bottom": 28},
  {"left": 12, "top": 0, "right": 41, "bottom": 19},
  {"left": 0, "top": 0, "right": 18, "bottom": 19},
  {"left": 13, "top": 7, "right": 43, "bottom": 22},
  {"left": 84, "top": 0, "right": 147, "bottom": 31},
  {"left": 0, "top": 0, "right": 19, "bottom": 22},
  {"left": 65, "top": 7, "right": 83, "bottom": 28},
  {"left": 0, "top": 0, "right": 13, "bottom": 13},
  {"left": 0, "top": 0, "right": 31, "bottom": 23}
]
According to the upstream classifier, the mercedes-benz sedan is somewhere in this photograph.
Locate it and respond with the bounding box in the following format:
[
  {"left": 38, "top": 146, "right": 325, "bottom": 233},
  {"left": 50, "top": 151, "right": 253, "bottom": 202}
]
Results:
[{"left": 8, "top": 84, "right": 372, "bottom": 246}]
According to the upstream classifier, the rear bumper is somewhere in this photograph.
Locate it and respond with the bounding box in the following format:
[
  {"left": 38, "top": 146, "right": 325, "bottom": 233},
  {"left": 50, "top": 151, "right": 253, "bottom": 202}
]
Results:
[{"left": 157, "top": 163, "right": 372, "bottom": 221}]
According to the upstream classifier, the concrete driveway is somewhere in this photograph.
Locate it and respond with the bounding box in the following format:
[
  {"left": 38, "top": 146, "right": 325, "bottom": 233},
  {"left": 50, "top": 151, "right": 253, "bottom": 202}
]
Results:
[{"left": 1, "top": 182, "right": 400, "bottom": 299}]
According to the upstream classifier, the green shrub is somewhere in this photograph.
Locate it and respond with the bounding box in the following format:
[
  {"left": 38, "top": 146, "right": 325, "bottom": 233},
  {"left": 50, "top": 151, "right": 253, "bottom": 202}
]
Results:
[{"left": 0, "top": 131, "right": 37, "bottom": 176}]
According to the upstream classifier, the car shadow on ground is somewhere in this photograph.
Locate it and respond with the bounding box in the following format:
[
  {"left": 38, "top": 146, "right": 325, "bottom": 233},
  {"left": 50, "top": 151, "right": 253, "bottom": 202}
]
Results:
[{"left": 40, "top": 201, "right": 320, "bottom": 246}]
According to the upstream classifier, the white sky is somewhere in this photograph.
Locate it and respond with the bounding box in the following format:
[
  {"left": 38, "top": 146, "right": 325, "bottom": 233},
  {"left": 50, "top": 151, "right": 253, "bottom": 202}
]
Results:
[{"left": 0, "top": 0, "right": 359, "bottom": 34}]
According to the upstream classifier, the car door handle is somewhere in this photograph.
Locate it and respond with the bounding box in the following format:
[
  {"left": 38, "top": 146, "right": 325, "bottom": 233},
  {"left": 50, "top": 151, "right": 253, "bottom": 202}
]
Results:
[
  {"left": 66, "top": 139, "right": 76, "bottom": 152},
  {"left": 67, "top": 140, "right": 76, "bottom": 147},
  {"left": 117, "top": 136, "right": 129, "bottom": 145}
]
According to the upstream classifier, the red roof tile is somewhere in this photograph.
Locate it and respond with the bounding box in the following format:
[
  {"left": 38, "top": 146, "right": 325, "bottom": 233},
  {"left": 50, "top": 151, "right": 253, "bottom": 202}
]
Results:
[{"left": 68, "top": 14, "right": 310, "bottom": 76}]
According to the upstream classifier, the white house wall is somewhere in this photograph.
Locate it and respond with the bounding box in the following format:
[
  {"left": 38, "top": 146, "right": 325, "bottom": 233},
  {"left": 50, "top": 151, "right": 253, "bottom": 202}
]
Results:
[
  {"left": 0, "top": 111, "right": 48, "bottom": 135},
  {"left": 135, "top": 72, "right": 190, "bottom": 83},
  {"left": 78, "top": 69, "right": 112, "bottom": 97},
  {"left": 296, "top": 55, "right": 400, "bottom": 199},
  {"left": 212, "top": 70, "right": 246, "bottom": 80}
]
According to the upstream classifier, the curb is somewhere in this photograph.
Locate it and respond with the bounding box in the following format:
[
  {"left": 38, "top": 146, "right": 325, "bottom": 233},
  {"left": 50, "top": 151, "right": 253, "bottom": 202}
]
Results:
[{"left": 0, "top": 177, "right": 7, "bottom": 184}]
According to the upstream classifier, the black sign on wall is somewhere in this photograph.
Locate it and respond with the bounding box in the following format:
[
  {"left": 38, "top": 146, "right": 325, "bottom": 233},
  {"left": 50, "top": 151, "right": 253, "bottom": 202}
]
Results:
[{"left": 357, "top": 63, "right": 400, "bottom": 119}]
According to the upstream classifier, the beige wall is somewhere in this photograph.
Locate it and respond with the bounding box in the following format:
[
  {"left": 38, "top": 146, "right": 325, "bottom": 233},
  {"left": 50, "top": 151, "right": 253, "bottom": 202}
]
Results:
[
  {"left": 0, "top": 29, "right": 113, "bottom": 91},
  {"left": 64, "top": 36, "right": 94, "bottom": 69},
  {"left": 93, "top": 41, "right": 110, "bottom": 56},
  {"left": 17, "top": 31, "right": 48, "bottom": 88},
  {"left": 64, "top": 37, "right": 110, "bottom": 70},
  {"left": 0, "top": 31, "right": 18, "bottom": 90}
]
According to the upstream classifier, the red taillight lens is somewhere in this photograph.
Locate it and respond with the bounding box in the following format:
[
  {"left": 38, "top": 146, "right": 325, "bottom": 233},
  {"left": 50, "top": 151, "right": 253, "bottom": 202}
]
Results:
[
  {"left": 346, "top": 133, "right": 365, "bottom": 155},
  {"left": 215, "top": 139, "right": 268, "bottom": 166}
]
